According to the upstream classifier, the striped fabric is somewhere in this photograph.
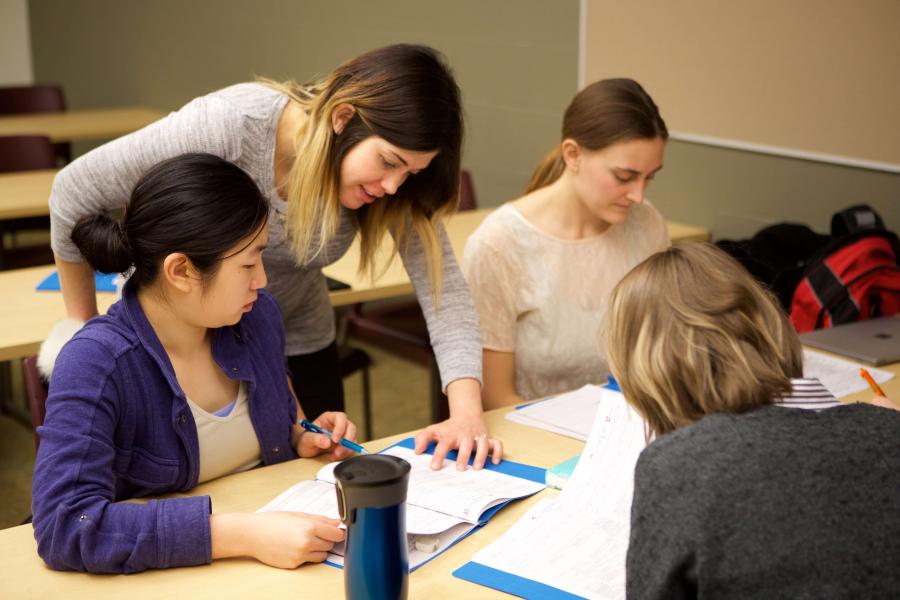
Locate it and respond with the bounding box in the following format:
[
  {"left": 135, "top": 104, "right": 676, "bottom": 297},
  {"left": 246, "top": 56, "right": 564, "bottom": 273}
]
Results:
[{"left": 775, "top": 378, "right": 841, "bottom": 410}]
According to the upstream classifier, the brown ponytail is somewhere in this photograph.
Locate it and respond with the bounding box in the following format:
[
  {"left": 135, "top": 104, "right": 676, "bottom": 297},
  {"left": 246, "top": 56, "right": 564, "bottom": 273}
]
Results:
[
  {"left": 527, "top": 78, "right": 667, "bottom": 192},
  {"left": 526, "top": 145, "right": 566, "bottom": 193}
]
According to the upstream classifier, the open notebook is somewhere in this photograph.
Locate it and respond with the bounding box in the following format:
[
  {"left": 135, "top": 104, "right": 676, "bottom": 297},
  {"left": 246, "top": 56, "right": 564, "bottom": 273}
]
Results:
[{"left": 258, "top": 438, "right": 545, "bottom": 571}]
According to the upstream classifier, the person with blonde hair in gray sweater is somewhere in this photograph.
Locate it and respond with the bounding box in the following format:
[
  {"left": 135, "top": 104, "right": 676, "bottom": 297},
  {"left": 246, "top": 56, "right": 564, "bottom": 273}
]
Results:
[{"left": 605, "top": 243, "right": 900, "bottom": 598}]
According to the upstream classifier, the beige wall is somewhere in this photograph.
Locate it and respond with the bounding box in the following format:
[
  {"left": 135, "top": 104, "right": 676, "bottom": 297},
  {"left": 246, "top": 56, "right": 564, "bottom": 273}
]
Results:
[
  {"left": 28, "top": 0, "right": 579, "bottom": 208},
  {"left": 584, "top": 0, "right": 900, "bottom": 169},
  {"left": 581, "top": 0, "right": 900, "bottom": 237},
  {"left": 651, "top": 140, "right": 900, "bottom": 240},
  {"left": 1, "top": 0, "right": 33, "bottom": 85}
]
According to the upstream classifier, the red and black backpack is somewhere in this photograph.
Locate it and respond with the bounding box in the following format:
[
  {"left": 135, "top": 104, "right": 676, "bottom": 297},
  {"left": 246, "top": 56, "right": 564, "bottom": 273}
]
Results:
[{"left": 790, "top": 205, "right": 900, "bottom": 333}]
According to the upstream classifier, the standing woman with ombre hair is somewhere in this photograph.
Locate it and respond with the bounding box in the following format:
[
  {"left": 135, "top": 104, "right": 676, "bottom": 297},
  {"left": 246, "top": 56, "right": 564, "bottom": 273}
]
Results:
[
  {"left": 47, "top": 44, "right": 501, "bottom": 470},
  {"left": 462, "top": 79, "right": 670, "bottom": 408}
]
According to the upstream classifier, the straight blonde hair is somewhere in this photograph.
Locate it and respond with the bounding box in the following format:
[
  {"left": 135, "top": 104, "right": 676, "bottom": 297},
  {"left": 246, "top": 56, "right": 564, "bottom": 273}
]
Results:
[
  {"left": 265, "top": 44, "right": 463, "bottom": 304},
  {"left": 605, "top": 243, "right": 803, "bottom": 437}
]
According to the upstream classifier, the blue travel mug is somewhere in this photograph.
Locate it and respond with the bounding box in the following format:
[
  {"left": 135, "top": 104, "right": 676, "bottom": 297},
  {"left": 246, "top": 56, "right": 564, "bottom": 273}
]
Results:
[{"left": 335, "top": 454, "right": 411, "bottom": 600}]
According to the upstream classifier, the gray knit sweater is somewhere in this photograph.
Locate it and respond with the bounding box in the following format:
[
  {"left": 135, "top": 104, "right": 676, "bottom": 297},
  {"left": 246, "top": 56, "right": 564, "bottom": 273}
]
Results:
[
  {"left": 49, "top": 83, "right": 482, "bottom": 387},
  {"left": 627, "top": 403, "right": 900, "bottom": 599}
]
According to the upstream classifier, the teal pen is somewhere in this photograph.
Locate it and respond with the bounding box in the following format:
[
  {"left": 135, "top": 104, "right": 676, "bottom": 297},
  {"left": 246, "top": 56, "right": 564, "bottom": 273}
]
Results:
[{"left": 299, "top": 419, "right": 369, "bottom": 454}]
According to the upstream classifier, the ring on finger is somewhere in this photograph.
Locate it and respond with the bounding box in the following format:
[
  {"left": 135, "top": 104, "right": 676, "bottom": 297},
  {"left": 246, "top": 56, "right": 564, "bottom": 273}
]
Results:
[{"left": 474, "top": 433, "right": 488, "bottom": 442}]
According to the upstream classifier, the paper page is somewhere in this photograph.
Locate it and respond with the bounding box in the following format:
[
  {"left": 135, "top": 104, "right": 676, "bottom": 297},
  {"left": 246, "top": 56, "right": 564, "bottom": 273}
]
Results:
[
  {"left": 505, "top": 384, "right": 606, "bottom": 441},
  {"left": 803, "top": 349, "right": 894, "bottom": 398},
  {"left": 473, "top": 499, "right": 629, "bottom": 600},
  {"left": 257, "top": 478, "right": 465, "bottom": 535},
  {"left": 470, "top": 389, "right": 647, "bottom": 600},
  {"left": 257, "top": 479, "right": 338, "bottom": 518},
  {"left": 257, "top": 471, "right": 482, "bottom": 571},
  {"left": 326, "top": 521, "right": 477, "bottom": 571},
  {"left": 317, "top": 446, "right": 545, "bottom": 525}
]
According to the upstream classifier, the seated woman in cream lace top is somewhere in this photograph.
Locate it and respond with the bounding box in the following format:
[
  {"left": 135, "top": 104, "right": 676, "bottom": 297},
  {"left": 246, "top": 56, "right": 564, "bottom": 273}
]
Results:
[{"left": 462, "top": 79, "right": 670, "bottom": 407}]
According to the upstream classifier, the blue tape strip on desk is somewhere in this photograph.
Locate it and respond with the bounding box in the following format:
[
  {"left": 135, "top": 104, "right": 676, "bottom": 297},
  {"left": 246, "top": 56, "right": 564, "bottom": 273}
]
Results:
[
  {"left": 36, "top": 271, "right": 117, "bottom": 292},
  {"left": 390, "top": 438, "right": 546, "bottom": 485},
  {"left": 324, "top": 438, "right": 546, "bottom": 571},
  {"left": 453, "top": 561, "right": 586, "bottom": 600}
]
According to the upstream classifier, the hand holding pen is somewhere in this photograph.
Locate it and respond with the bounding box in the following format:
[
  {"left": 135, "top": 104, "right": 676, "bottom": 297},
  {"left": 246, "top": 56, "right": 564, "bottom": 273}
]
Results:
[
  {"left": 294, "top": 413, "right": 367, "bottom": 460},
  {"left": 298, "top": 413, "right": 368, "bottom": 459}
]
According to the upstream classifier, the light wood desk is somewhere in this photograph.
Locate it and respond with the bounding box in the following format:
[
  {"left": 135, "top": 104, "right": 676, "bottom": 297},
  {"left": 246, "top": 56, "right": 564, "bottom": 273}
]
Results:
[
  {"left": 0, "top": 407, "right": 583, "bottom": 599},
  {"left": 0, "top": 363, "right": 897, "bottom": 599},
  {"left": 0, "top": 107, "right": 166, "bottom": 144},
  {"left": 0, "top": 169, "right": 56, "bottom": 220},
  {"left": 0, "top": 266, "right": 117, "bottom": 362}
]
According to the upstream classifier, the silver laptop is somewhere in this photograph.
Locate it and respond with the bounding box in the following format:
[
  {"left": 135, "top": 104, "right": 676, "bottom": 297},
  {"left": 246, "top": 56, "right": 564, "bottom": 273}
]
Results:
[{"left": 799, "top": 316, "right": 900, "bottom": 366}]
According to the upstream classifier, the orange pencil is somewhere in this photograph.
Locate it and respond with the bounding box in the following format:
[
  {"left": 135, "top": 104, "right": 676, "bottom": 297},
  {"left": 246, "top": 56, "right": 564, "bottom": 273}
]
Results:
[{"left": 860, "top": 368, "right": 886, "bottom": 397}]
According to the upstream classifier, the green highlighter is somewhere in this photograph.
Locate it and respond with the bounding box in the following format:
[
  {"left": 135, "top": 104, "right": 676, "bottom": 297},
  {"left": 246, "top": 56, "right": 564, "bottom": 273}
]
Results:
[{"left": 545, "top": 454, "right": 580, "bottom": 490}]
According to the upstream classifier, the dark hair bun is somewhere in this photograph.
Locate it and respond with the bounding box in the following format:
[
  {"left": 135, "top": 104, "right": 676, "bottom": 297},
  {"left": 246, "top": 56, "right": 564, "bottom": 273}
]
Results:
[{"left": 70, "top": 213, "right": 133, "bottom": 274}]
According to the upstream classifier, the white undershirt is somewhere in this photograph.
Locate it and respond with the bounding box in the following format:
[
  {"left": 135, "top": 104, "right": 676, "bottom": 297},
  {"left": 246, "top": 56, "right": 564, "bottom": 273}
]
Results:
[{"left": 186, "top": 381, "right": 262, "bottom": 483}]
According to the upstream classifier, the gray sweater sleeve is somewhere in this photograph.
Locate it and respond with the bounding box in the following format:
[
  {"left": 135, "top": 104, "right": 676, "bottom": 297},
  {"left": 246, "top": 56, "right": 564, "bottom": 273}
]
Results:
[
  {"left": 50, "top": 95, "right": 244, "bottom": 261},
  {"left": 399, "top": 222, "right": 483, "bottom": 390}
]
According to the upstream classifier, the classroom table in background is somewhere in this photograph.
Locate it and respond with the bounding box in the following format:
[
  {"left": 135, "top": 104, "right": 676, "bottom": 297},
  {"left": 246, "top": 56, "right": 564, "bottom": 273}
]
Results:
[
  {"left": 323, "top": 207, "right": 711, "bottom": 307},
  {"left": 0, "top": 169, "right": 57, "bottom": 220},
  {"left": 0, "top": 107, "right": 166, "bottom": 143},
  {"left": 0, "top": 208, "right": 712, "bottom": 361}
]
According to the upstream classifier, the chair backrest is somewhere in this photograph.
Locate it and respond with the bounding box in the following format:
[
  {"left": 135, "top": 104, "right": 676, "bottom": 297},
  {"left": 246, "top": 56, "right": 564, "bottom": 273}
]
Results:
[
  {"left": 0, "top": 135, "right": 57, "bottom": 173},
  {"left": 0, "top": 85, "right": 66, "bottom": 115},
  {"left": 0, "top": 85, "right": 71, "bottom": 164},
  {"left": 22, "top": 355, "right": 49, "bottom": 451},
  {"left": 459, "top": 169, "right": 477, "bottom": 211}
]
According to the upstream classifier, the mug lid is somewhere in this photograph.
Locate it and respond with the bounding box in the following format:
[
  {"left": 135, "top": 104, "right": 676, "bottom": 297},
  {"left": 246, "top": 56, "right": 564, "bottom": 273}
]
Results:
[{"left": 334, "top": 454, "right": 411, "bottom": 488}]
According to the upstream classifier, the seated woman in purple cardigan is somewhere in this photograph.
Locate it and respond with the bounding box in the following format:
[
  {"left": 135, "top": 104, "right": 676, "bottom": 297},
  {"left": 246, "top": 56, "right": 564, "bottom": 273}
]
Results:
[{"left": 32, "top": 153, "right": 359, "bottom": 573}]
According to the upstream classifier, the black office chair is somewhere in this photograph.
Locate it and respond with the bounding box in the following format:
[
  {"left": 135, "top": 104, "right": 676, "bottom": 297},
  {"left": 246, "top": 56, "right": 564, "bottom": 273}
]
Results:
[{"left": 336, "top": 343, "right": 375, "bottom": 440}]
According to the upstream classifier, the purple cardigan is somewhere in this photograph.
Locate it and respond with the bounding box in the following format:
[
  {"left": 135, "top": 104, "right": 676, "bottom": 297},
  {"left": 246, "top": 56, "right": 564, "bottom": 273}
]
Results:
[{"left": 31, "top": 283, "right": 298, "bottom": 573}]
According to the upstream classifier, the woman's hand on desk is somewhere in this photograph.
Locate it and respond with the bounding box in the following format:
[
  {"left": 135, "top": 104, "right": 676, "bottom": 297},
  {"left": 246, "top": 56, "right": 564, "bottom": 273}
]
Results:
[
  {"left": 293, "top": 411, "right": 359, "bottom": 461},
  {"left": 211, "top": 512, "right": 344, "bottom": 568},
  {"left": 414, "top": 378, "right": 504, "bottom": 471}
]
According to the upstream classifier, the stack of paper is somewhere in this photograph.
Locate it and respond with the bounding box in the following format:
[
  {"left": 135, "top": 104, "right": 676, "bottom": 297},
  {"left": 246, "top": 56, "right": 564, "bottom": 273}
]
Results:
[
  {"left": 505, "top": 384, "right": 606, "bottom": 441},
  {"left": 456, "top": 389, "right": 648, "bottom": 599}
]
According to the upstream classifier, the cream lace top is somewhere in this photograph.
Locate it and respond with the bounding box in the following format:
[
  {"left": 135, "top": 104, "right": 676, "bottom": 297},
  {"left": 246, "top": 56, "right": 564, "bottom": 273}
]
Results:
[{"left": 462, "top": 202, "right": 669, "bottom": 400}]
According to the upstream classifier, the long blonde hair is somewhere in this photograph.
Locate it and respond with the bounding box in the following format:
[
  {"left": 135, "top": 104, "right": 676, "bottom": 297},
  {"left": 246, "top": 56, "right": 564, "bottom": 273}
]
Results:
[
  {"left": 605, "top": 243, "right": 803, "bottom": 437},
  {"left": 266, "top": 44, "right": 463, "bottom": 303},
  {"left": 527, "top": 78, "right": 668, "bottom": 193}
]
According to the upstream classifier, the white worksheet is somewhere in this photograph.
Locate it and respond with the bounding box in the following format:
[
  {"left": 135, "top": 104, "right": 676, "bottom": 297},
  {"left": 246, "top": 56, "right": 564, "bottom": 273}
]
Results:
[
  {"left": 470, "top": 389, "right": 648, "bottom": 599},
  {"left": 504, "top": 384, "right": 606, "bottom": 441},
  {"left": 802, "top": 349, "right": 894, "bottom": 398}
]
